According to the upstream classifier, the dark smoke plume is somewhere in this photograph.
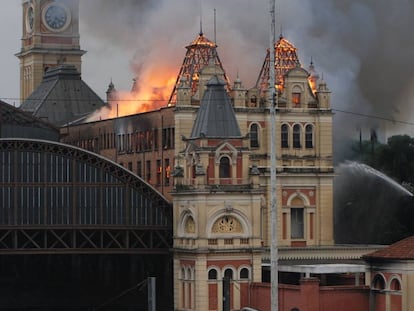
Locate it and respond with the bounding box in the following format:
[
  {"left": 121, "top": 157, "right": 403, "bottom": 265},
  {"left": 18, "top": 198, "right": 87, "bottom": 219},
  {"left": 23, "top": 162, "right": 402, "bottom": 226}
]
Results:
[{"left": 80, "top": 1, "right": 414, "bottom": 145}]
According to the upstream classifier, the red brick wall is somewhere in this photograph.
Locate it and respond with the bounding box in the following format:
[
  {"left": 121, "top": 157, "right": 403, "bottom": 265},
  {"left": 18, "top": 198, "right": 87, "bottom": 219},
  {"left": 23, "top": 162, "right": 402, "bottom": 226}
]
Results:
[
  {"left": 249, "top": 282, "right": 370, "bottom": 311},
  {"left": 373, "top": 292, "right": 386, "bottom": 311},
  {"left": 209, "top": 283, "right": 218, "bottom": 310},
  {"left": 390, "top": 293, "right": 402, "bottom": 311},
  {"left": 239, "top": 282, "right": 249, "bottom": 308},
  {"left": 249, "top": 283, "right": 271, "bottom": 310},
  {"left": 319, "top": 287, "right": 370, "bottom": 311}
]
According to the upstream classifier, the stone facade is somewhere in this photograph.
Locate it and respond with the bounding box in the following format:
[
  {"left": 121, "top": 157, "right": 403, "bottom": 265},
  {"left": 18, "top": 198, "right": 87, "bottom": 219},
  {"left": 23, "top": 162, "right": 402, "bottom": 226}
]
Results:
[
  {"left": 17, "top": 0, "right": 84, "bottom": 101},
  {"left": 172, "top": 42, "right": 334, "bottom": 309}
]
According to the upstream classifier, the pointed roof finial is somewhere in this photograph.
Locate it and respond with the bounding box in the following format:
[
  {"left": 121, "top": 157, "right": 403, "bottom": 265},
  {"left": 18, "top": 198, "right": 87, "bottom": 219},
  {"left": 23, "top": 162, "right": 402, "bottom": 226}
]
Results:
[
  {"left": 214, "top": 8, "right": 217, "bottom": 44},
  {"left": 199, "top": 0, "right": 203, "bottom": 35},
  {"left": 279, "top": 24, "right": 283, "bottom": 39}
]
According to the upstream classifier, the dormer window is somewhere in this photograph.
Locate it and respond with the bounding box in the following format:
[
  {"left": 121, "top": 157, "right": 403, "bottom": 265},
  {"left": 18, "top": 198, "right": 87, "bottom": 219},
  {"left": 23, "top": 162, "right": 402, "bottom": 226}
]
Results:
[
  {"left": 292, "top": 85, "right": 302, "bottom": 108},
  {"left": 292, "top": 93, "right": 301, "bottom": 107}
]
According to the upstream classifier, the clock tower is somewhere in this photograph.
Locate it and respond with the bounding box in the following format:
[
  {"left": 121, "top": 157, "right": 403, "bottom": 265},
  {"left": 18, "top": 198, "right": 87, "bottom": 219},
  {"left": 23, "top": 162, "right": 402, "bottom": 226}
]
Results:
[{"left": 16, "top": 0, "right": 85, "bottom": 101}]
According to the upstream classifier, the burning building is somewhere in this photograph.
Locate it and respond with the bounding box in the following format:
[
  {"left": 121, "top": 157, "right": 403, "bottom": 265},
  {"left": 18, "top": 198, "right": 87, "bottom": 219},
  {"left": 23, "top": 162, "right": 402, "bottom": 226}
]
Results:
[
  {"left": 15, "top": 1, "right": 393, "bottom": 310},
  {"left": 58, "top": 27, "right": 372, "bottom": 310}
]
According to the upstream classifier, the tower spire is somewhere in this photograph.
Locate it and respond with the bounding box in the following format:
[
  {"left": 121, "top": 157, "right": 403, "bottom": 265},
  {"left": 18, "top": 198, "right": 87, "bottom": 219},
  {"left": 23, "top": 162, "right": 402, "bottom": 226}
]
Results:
[
  {"left": 214, "top": 8, "right": 217, "bottom": 44},
  {"left": 199, "top": 0, "right": 203, "bottom": 35}
]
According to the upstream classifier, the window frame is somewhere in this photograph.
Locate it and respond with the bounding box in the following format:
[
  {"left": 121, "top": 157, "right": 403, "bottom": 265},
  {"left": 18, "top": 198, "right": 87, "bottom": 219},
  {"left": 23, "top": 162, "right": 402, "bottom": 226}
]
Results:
[
  {"left": 291, "top": 207, "right": 304, "bottom": 239},
  {"left": 250, "top": 123, "right": 259, "bottom": 148},
  {"left": 293, "top": 124, "right": 301, "bottom": 148},
  {"left": 281, "top": 124, "right": 289, "bottom": 148},
  {"left": 305, "top": 124, "right": 313, "bottom": 149}
]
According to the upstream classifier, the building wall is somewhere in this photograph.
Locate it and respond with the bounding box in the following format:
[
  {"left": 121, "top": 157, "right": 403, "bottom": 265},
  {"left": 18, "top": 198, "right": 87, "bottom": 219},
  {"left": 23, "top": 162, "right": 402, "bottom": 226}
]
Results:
[
  {"left": 60, "top": 107, "right": 176, "bottom": 201},
  {"left": 249, "top": 281, "right": 370, "bottom": 311},
  {"left": 368, "top": 265, "right": 410, "bottom": 311},
  {"left": 172, "top": 62, "right": 334, "bottom": 310}
]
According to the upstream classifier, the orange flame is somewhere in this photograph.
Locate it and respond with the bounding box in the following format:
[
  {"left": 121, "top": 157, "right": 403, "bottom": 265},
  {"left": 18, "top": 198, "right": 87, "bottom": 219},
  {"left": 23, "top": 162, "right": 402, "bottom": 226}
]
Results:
[{"left": 89, "top": 67, "right": 177, "bottom": 121}]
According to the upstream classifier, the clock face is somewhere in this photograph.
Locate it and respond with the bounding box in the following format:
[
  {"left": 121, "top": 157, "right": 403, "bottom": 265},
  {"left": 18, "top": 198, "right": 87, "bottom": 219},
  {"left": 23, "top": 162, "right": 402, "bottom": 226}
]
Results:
[{"left": 43, "top": 3, "right": 70, "bottom": 31}]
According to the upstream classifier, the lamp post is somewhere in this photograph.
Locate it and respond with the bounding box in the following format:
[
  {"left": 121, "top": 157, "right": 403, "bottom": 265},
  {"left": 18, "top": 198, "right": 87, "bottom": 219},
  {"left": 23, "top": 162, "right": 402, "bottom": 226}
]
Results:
[{"left": 268, "top": 1, "right": 278, "bottom": 311}]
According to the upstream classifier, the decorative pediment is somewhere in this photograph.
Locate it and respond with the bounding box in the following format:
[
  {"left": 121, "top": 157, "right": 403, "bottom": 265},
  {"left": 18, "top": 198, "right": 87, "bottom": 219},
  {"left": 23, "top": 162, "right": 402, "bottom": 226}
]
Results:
[
  {"left": 286, "top": 66, "right": 309, "bottom": 79},
  {"left": 215, "top": 142, "right": 238, "bottom": 164}
]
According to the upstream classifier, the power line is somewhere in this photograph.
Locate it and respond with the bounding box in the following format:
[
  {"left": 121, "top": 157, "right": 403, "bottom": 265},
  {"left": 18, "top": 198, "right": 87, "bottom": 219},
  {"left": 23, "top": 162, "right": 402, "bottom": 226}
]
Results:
[
  {"left": 332, "top": 108, "right": 414, "bottom": 126},
  {"left": 2, "top": 95, "right": 414, "bottom": 127}
]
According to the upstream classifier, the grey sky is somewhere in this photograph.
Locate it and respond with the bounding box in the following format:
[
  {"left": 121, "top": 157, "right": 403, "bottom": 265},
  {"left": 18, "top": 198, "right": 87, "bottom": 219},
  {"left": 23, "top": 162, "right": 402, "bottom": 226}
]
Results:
[{"left": 1, "top": 1, "right": 414, "bottom": 139}]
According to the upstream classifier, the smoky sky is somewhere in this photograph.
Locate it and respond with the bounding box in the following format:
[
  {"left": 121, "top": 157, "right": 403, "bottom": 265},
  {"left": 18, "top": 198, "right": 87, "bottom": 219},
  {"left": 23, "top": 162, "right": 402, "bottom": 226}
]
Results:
[{"left": 78, "top": 0, "right": 414, "bottom": 141}]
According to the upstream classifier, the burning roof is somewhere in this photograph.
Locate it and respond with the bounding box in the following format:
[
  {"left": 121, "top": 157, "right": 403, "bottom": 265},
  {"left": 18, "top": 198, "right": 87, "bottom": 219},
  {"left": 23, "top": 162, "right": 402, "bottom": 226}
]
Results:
[
  {"left": 168, "top": 32, "right": 231, "bottom": 105},
  {"left": 256, "top": 35, "right": 301, "bottom": 95}
]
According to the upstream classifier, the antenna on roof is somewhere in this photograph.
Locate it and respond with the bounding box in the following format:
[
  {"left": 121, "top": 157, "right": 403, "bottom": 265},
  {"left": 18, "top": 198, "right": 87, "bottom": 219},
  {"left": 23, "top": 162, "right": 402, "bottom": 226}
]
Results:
[
  {"left": 199, "top": 0, "right": 203, "bottom": 35},
  {"left": 214, "top": 8, "right": 217, "bottom": 44}
]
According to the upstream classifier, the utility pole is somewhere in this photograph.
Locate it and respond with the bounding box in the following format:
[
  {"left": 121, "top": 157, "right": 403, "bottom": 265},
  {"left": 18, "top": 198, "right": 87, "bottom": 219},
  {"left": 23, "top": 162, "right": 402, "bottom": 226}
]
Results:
[{"left": 269, "top": 0, "right": 278, "bottom": 311}]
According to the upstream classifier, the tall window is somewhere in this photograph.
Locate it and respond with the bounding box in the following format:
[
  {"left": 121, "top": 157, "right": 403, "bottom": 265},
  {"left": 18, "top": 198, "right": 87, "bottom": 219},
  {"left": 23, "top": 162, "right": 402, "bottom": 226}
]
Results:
[
  {"left": 292, "top": 93, "right": 301, "bottom": 107},
  {"left": 305, "top": 125, "right": 313, "bottom": 149},
  {"left": 164, "top": 158, "right": 170, "bottom": 186},
  {"left": 293, "top": 124, "right": 301, "bottom": 148},
  {"left": 224, "top": 269, "right": 233, "bottom": 280},
  {"left": 162, "top": 127, "right": 175, "bottom": 149},
  {"left": 291, "top": 208, "right": 304, "bottom": 239},
  {"left": 250, "top": 124, "right": 259, "bottom": 148},
  {"left": 146, "top": 160, "right": 151, "bottom": 183},
  {"left": 281, "top": 124, "right": 289, "bottom": 148},
  {"left": 156, "top": 160, "right": 162, "bottom": 186},
  {"left": 219, "top": 157, "right": 231, "bottom": 179},
  {"left": 137, "top": 161, "right": 142, "bottom": 177}
]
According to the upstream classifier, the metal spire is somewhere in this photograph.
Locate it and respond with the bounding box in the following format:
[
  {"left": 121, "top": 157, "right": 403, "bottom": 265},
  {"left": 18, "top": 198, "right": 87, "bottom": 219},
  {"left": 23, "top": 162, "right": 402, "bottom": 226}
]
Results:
[
  {"left": 214, "top": 8, "right": 217, "bottom": 44},
  {"left": 199, "top": 0, "right": 203, "bottom": 35}
]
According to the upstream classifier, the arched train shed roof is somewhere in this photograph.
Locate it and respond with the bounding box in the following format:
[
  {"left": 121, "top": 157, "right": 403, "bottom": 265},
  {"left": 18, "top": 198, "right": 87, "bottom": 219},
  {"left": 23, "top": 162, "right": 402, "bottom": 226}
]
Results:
[{"left": 0, "top": 139, "right": 172, "bottom": 254}]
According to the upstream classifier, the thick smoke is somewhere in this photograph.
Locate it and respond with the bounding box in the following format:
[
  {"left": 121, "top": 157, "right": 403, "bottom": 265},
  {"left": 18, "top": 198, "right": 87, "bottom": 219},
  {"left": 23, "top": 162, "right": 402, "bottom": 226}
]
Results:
[
  {"left": 79, "top": 0, "right": 414, "bottom": 144},
  {"left": 298, "top": 0, "right": 414, "bottom": 145}
]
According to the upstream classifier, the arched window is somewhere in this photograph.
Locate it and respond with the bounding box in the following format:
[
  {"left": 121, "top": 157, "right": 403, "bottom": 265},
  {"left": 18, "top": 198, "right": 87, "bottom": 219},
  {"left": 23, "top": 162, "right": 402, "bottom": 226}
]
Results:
[
  {"left": 372, "top": 274, "right": 386, "bottom": 290},
  {"left": 185, "top": 216, "right": 195, "bottom": 234},
  {"left": 250, "top": 124, "right": 259, "bottom": 148},
  {"left": 390, "top": 278, "right": 401, "bottom": 291},
  {"left": 240, "top": 268, "right": 249, "bottom": 279},
  {"left": 305, "top": 125, "right": 313, "bottom": 149},
  {"left": 292, "top": 93, "right": 301, "bottom": 107},
  {"left": 219, "top": 157, "right": 231, "bottom": 179},
  {"left": 293, "top": 124, "right": 301, "bottom": 148},
  {"left": 291, "top": 208, "right": 304, "bottom": 239},
  {"left": 224, "top": 268, "right": 233, "bottom": 280},
  {"left": 208, "top": 269, "right": 218, "bottom": 280},
  {"left": 281, "top": 124, "right": 289, "bottom": 148},
  {"left": 187, "top": 267, "right": 192, "bottom": 280}
]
